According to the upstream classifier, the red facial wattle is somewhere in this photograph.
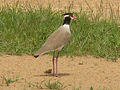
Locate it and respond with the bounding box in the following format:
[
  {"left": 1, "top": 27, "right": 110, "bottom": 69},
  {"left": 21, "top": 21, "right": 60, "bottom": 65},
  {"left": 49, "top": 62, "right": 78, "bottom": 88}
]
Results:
[{"left": 72, "top": 15, "right": 77, "bottom": 19}]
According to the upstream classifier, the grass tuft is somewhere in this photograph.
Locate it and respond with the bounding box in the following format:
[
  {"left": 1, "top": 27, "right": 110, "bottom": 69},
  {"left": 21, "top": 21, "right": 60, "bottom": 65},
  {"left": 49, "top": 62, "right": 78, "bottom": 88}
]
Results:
[
  {"left": 3, "top": 76, "right": 19, "bottom": 86},
  {"left": 28, "top": 79, "right": 66, "bottom": 90},
  {"left": 44, "top": 79, "right": 66, "bottom": 90}
]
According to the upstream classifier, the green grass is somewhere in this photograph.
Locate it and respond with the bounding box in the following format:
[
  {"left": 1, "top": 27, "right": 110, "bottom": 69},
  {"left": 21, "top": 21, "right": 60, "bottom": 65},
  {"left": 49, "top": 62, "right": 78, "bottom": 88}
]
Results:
[
  {"left": 28, "top": 81, "right": 44, "bottom": 89},
  {"left": 3, "top": 76, "right": 19, "bottom": 86},
  {"left": 27, "top": 79, "right": 109, "bottom": 90},
  {"left": 0, "top": 4, "right": 120, "bottom": 60},
  {"left": 28, "top": 79, "right": 66, "bottom": 90},
  {"left": 44, "top": 79, "right": 67, "bottom": 90}
]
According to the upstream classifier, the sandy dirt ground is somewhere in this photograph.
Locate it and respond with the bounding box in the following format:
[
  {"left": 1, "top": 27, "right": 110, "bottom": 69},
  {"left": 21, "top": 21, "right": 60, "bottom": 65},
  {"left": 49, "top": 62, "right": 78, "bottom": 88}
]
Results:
[
  {"left": 0, "top": 0, "right": 120, "bottom": 90},
  {"left": 0, "top": 55, "right": 120, "bottom": 90}
]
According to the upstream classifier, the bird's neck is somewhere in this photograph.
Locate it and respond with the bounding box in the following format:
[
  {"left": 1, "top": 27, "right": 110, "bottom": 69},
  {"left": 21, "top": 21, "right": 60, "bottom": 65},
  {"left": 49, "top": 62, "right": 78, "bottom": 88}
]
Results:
[
  {"left": 63, "top": 24, "right": 70, "bottom": 29},
  {"left": 63, "top": 17, "right": 71, "bottom": 25}
]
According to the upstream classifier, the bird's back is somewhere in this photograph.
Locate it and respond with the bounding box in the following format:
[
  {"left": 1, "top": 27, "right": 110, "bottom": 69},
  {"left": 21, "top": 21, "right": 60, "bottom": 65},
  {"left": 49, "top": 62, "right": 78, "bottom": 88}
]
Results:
[{"left": 34, "top": 25, "right": 71, "bottom": 55}]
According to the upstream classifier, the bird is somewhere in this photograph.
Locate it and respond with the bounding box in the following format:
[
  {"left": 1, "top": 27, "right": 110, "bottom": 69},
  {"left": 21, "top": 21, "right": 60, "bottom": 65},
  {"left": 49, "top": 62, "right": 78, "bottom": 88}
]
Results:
[{"left": 34, "top": 13, "right": 77, "bottom": 77}]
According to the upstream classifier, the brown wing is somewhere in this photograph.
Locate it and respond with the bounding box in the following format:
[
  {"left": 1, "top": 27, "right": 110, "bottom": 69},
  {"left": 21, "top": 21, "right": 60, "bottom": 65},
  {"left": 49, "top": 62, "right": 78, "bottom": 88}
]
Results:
[{"left": 35, "top": 26, "right": 71, "bottom": 55}]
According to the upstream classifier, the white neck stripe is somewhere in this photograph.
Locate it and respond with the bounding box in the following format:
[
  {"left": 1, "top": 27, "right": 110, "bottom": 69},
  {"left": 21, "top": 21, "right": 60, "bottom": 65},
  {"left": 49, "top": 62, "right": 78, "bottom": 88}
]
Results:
[
  {"left": 64, "top": 15, "right": 69, "bottom": 18},
  {"left": 64, "top": 15, "right": 73, "bottom": 20}
]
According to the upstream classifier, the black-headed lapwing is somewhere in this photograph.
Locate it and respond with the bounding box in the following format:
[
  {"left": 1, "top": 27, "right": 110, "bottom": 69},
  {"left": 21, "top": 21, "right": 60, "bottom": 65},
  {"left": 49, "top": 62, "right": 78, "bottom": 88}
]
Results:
[{"left": 34, "top": 13, "right": 77, "bottom": 77}]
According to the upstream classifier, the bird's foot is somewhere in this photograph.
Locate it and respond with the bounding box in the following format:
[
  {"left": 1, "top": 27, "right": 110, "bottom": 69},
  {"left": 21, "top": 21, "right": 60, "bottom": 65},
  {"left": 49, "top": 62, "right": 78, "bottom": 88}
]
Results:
[
  {"left": 55, "top": 74, "right": 58, "bottom": 77},
  {"left": 53, "top": 73, "right": 55, "bottom": 76},
  {"left": 53, "top": 73, "right": 58, "bottom": 77}
]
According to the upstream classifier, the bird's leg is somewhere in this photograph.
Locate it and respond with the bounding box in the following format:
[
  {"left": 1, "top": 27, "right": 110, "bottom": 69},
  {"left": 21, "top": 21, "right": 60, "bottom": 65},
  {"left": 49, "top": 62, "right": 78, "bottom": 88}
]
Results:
[
  {"left": 52, "top": 51, "right": 55, "bottom": 76},
  {"left": 56, "top": 51, "right": 60, "bottom": 77}
]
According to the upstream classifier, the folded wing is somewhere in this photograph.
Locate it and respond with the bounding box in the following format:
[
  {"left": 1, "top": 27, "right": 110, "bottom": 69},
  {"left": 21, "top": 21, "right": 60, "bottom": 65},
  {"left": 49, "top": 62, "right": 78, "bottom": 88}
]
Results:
[{"left": 34, "top": 26, "right": 71, "bottom": 56}]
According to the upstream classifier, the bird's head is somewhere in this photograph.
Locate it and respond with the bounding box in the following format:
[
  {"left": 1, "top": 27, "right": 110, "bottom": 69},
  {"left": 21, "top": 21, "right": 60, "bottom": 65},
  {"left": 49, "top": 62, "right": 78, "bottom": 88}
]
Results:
[{"left": 63, "top": 13, "right": 77, "bottom": 19}]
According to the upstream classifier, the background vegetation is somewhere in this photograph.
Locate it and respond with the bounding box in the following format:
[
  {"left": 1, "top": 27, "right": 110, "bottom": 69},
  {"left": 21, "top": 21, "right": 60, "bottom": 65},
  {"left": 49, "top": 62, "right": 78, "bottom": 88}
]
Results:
[{"left": 0, "top": 3, "right": 120, "bottom": 61}]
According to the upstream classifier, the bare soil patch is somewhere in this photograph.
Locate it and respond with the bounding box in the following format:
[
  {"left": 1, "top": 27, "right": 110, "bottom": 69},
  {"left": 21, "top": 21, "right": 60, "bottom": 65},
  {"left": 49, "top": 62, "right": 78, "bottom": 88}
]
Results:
[{"left": 0, "top": 55, "right": 120, "bottom": 90}]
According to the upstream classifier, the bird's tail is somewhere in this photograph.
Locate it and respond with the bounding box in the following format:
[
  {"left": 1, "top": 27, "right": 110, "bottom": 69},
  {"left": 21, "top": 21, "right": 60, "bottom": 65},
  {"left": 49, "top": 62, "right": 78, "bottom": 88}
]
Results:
[{"left": 34, "top": 47, "right": 49, "bottom": 58}]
